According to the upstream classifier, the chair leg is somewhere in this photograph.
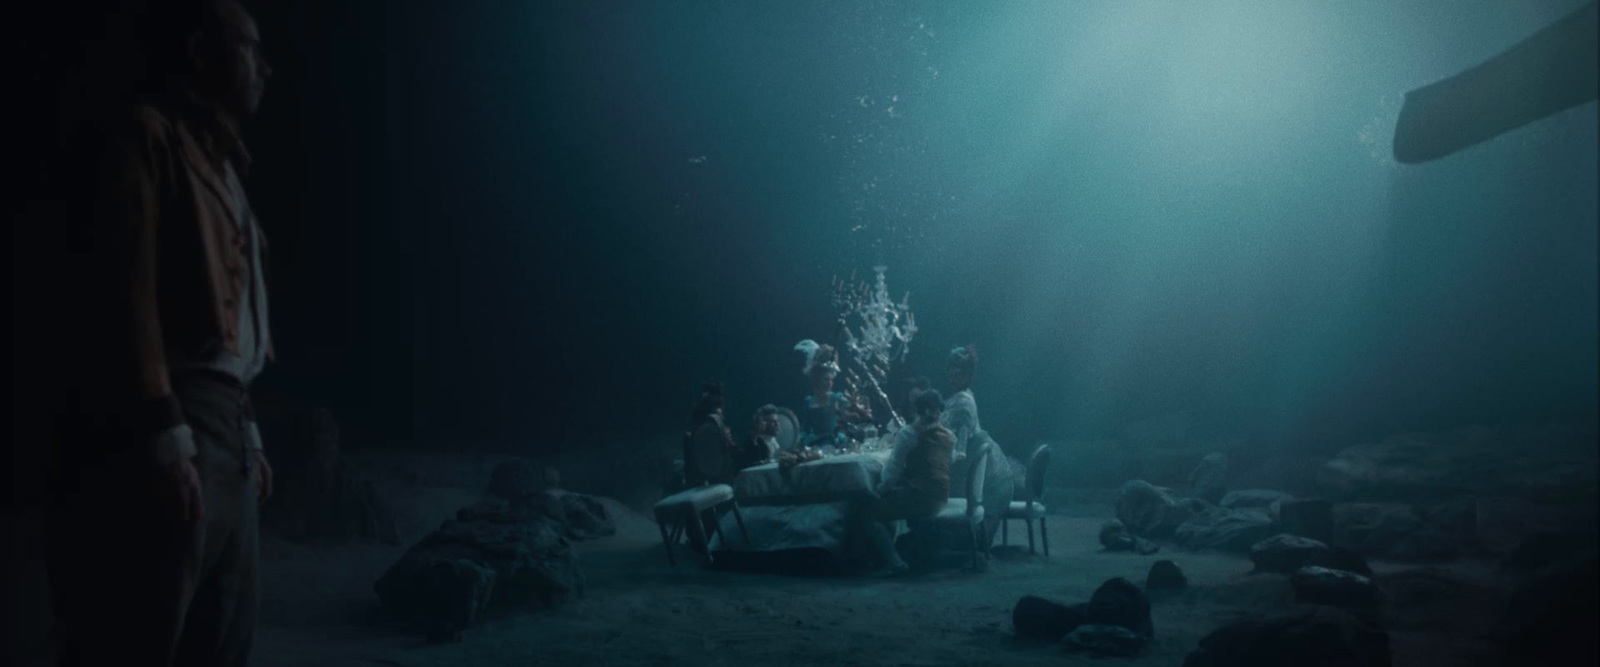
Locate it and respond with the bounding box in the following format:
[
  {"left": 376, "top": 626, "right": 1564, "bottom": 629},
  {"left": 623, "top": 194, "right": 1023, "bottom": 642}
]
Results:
[
  {"left": 1027, "top": 517, "right": 1036, "bottom": 555},
  {"left": 1040, "top": 517, "right": 1050, "bottom": 557},
  {"left": 1002, "top": 518, "right": 1009, "bottom": 545},
  {"left": 712, "top": 510, "right": 728, "bottom": 546},
  {"left": 730, "top": 503, "right": 751, "bottom": 545},
  {"left": 970, "top": 524, "right": 981, "bottom": 571},
  {"left": 659, "top": 517, "right": 677, "bottom": 566},
  {"left": 684, "top": 508, "right": 712, "bottom": 565}
]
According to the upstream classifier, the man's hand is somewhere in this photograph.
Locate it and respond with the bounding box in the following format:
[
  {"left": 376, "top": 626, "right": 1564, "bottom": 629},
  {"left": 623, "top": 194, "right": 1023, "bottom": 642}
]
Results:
[
  {"left": 252, "top": 449, "right": 274, "bottom": 503},
  {"left": 165, "top": 458, "right": 205, "bottom": 528}
]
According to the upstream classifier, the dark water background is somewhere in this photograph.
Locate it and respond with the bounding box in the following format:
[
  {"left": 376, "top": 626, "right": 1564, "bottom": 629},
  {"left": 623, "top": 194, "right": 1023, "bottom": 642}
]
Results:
[{"left": 10, "top": 0, "right": 1596, "bottom": 463}]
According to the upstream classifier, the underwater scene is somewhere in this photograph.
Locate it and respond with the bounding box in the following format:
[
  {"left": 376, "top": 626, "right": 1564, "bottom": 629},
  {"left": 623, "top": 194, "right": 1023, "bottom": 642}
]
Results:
[{"left": 4, "top": 1, "right": 1596, "bottom": 666}]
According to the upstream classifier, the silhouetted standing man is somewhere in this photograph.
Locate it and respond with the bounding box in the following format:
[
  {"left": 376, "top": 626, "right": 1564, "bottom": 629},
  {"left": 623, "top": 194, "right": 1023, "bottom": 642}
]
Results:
[{"left": 45, "top": 2, "right": 277, "bottom": 665}]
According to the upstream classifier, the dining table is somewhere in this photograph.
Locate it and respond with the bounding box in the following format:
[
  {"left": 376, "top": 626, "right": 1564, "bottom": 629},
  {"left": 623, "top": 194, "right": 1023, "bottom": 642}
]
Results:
[
  {"left": 731, "top": 449, "right": 893, "bottom": 507},
  {"left": 707, "top": 442, "right": 904, "bottom": 557}
]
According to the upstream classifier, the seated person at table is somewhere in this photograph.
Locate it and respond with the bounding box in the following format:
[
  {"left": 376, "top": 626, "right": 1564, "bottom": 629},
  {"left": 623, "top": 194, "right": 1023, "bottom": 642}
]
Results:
[
  {"left": 740, "top": 404, "right": 783, "bottom": 468},
  {"left": 851, "top": 389, "right": 955, "bottom": 573},
  {"left": 797, "top": 342, "right": 849, "bottom": 449},
  {"left": 685, "top": 381, "right": 742, "bottom": 486}
]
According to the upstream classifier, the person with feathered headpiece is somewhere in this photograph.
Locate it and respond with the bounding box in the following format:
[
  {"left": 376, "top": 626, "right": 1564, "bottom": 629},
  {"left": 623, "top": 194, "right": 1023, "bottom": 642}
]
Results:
[{"left": 795, "top": 339, "right": 848, "bottom": 449}]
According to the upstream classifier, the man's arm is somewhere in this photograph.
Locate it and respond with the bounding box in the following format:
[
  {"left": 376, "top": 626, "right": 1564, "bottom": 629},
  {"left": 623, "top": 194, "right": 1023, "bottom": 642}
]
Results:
[
  {"left": 941, "top": 399, "right": 976, "bottom": 455},
  {"left": 93, "top": 113, "right": 194, "bottom": 465},
  {"left": 877, "top": 426, "right": 913, "bottom": 493}
]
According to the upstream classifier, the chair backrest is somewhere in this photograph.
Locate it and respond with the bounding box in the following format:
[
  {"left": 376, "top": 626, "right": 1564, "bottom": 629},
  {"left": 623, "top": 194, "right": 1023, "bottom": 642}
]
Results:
[
  {"left": 773, "top": 407, "right": 801, "bottom": 451},
  {"left": 690, "top": 415, "right": 733, "bottom": 483},
  {"left": 966, "top": 442, "right": 991, "bottom": 518},
  {"left": 1025, "top": 443, "right": 1051, "bottom": 503},
  {"left": 680, "top": 431, "right": 696, "bottom": 484}
]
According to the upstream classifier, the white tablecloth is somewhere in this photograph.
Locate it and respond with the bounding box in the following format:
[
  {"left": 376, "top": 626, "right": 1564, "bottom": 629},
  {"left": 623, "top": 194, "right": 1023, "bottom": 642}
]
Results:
[
  {"left": 732, "top": 451, "right": 892, "bottom": 505},
  {"left": 712, "top": 450, "right": 900, "bottom": 558}
]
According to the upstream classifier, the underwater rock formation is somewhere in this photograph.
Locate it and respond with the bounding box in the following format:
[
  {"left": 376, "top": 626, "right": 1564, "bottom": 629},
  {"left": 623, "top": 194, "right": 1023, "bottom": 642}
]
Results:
[
  {"left": 1012, "top": 577, "right": 1154, "bottom": 643},
  {"left": 382, "top": 557, "right": 497, "bottom": 644},
  {"left": 1146, "top": 559, "right": 1188, "bottom": 592},
  {"left": 1330, "top": 503, "right": 1424, "bottom": 556},
  {"left": 1318, "top": 424, "right": 1598, "bottom": 505},
  {"left": 1115, "top": 480, "right": 1198, "bottom": 539},
  {"left": 1250, "top": 534, "right": 1329, "bottom": 575},
  {"left": 1062, "top": 624, "right": 1146, "bottom": 657},
  {"left": 374, "top": 496, "right": 590, "bottom": 640},
  {"left": 1183, "top": 606, "right": 1392, "bottom": 667},
  {"left": 1306, "top": 545, "right": 1374, "bottom": 578},
  {"left": 1012, "top": 596, "right": 1089, "bottom": 642},
  {"left": 1290, "top": 566, "right": 1387, "bottom": 624},
  {"left": 1099, "top": 519, "right": 1160, "bottom": 554},
  {"left": 1086, "top": 577, "right": 1154, "bottom": 639},
  {"left": 1220, "top": 489, "right": 1294, "bottom": 515},
  {"left": 1276, "top": 498, "right": 1336, "bottom": 545},
  {"left": 558, "top": 492, "right": 616, "bottom": 540},
  {"left": 1175, "top": 507, "right": 1277, "bottom": 552}
]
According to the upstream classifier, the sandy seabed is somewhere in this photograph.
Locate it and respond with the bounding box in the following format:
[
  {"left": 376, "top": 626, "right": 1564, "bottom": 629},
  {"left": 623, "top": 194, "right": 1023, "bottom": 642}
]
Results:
[{"left": 246, "top": 453, "right": 1507, "bottom": 667}]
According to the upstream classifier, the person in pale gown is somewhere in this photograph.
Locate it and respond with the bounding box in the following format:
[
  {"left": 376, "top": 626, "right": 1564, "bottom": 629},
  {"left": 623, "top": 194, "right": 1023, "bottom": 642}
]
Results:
[{"left": 940, "top": 345, "right": 1022, "bottom": 549}]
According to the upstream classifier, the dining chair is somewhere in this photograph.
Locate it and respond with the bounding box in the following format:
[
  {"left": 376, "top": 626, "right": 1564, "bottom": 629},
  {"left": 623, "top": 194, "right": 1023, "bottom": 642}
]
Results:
[
  {"left": 1000, "top": 443, "right": 1052, "bottom": 556},
  {"left": 923, "top": 441, "right": 991, "bottom": 571},
  {"left": 653, "top": 425, "right": 750, "bottom": 566}
]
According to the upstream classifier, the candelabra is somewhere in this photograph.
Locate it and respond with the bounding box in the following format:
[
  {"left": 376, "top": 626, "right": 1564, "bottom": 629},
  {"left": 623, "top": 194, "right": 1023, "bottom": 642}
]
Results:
[{"left": 831, "top": 265, "right": 917, "bottom": 429}]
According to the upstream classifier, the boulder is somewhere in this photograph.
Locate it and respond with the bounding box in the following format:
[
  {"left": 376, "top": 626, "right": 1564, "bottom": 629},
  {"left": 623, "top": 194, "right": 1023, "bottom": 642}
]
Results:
[
  {"left": 1086, "top": 577, "right": 1154, "bottom": 639},
  {"left": 1182, "top": 606, "right": 1392, "bottom": 667},
  {"left": 1062, "top": 624, "right": 1146, "bottom": 657},
  {"left": 1116, "top": 480, "right": 1196, "bottom": 539},
  {"left": 1189, "top": 453, "right": 1229, "bottom": 505},
  {"left": 1326, "top": 500, "right": 1466, "bottom": 563},
  {"left": 1250, "top": 534, "right": 1328, "bottom": 574},
  {"left": 1306, "top": 545, "right": 1374, "bottom": 578},
  {"left": 1014, "top": 578, "right": 1155, "bottom": 643},
  {"left": 1330, "top": 503, "right": 1421, "bottom": 555},
  {"left": 375, "top": 514, "right": 583, "bottom": 637},
  {"left": 1221, "top": 489, "right": 1294, "bottom": 513},
  {"left": 1317, "top": 424, "right": 1598, "bottom": 505},
  {"left": 1276, "top": 498, "right": 1336, "bottom": 545},
  {"left": 1290, "top": 567, "right": 1386, "bottom": 618},
  {"left": 1146, "top": 559, "right": 1188, "bottom": 592},
  {"left": 457, "top": 495, "right": 564, "bottom": 525},
  {"left": 1012, "top": 596, "right": 1089, "bottom": 641},
  {"left": 1175, "top": 508, "right": 1277, "bottom": 552},
  {"left": 388, "top": 558, "right": 496, "bottom": 644},
  {"left": 1099, "top": 519, "right": 1160, "bottom": 555},
  {"left": 558, "top": 493, "right": 616, "bottom": 540}
]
